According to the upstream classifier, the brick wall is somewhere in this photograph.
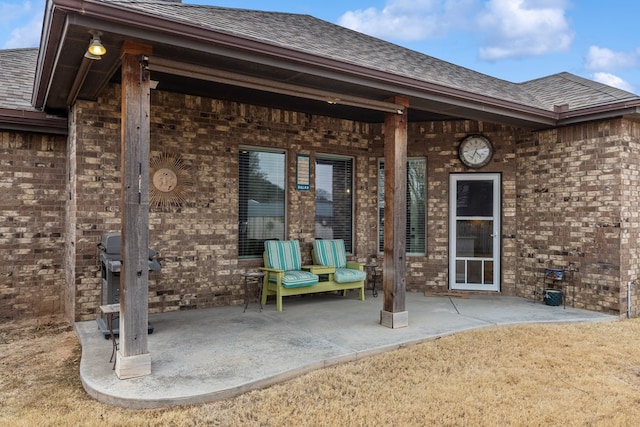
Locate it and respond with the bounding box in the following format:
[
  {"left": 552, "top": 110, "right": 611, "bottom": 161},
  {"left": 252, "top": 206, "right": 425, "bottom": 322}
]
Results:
[
  {"left": 70, "top": 85, "right": 570, "bottom": 320},
  {"left": 5, "top": 82, "right": 634, "bottom": 322},
  {"left": 619, "top": 119, "right": 640, "bottom": 317},
  {"left": 71, "top": 92, "right": 122, "bottom": 321},
  {"left": 397, "top": 120, "right": 520, "bottom": 294},
  {"left": 72, "top": 85, "right": 378, "bottom": 320},
  {"left": 516, "top": 118, "right": 640, "bottom": 315},
  {"left": 0, "top": 130, "right": 67, "bottom": 320}
]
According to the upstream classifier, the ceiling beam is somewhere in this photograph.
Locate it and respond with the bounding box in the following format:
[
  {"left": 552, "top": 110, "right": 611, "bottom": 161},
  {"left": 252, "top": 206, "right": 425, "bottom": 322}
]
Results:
[{"left": 148, "top": 57, "right": 406, "bottom": 114}]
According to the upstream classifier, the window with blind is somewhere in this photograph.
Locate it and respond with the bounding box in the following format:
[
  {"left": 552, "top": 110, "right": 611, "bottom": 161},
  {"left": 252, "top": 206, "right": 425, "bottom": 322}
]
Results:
[
  {"left": 378, "top": 158, "right": 426, "bottom": 255},
  {"left": 315, "top": 156, "right": 353, "bottom": 253},
  {"left": 238, "top": 149, "right": 286, "bottom": 258}
]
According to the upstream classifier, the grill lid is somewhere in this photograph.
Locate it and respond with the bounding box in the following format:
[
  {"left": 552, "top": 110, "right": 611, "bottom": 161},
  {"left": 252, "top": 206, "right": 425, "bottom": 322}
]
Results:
[
  {"left": 98, "top": 233, "right": 161, "bottom": 269},
  {"left": 98, "top": 232, "right": 121, "bottom": 255}
]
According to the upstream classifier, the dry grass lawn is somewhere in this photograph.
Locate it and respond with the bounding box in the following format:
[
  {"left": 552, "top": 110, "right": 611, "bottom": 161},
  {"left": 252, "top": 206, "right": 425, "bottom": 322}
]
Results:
[{"left": 1, "top": 315, "right": 639, "bottom": 426}]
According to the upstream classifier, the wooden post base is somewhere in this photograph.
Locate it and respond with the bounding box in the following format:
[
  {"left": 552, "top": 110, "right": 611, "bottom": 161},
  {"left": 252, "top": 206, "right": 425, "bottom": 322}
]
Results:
[
  {"left": 380, "top": 310, "right": 409, "bottom": 329},
  {"left": 115, "top": 351, "right": 151, "bottom": 379}
]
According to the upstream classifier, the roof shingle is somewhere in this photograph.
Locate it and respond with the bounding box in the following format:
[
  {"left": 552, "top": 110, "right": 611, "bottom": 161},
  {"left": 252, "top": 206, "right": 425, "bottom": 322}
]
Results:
[
  {"left": 3, "top": 2, "right": 639, "bottom": 115},
  {"left": 0, "top": 48, "right": 38, "bottom": 111},
  {"left": 102, "top": 1, "right": 546, "bottom": 109},
  {"left": 519, "top": 72, "right": 639, "bottom": 111},
  {"left": 101, "top": 1, "right": 640, "bottom": 112}
]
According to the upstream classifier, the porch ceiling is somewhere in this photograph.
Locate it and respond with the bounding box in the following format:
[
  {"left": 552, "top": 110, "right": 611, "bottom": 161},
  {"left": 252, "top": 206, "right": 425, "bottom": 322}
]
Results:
[
  {"left": 36, "top": 22, "right": 459, "bottom": 124},
  {"left": 34, "top": 1, "right": 558, "bottom": 128}
]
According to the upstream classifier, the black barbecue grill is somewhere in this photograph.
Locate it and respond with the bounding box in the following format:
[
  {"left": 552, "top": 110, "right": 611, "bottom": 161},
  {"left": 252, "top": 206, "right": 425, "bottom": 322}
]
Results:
[{"left": 96, "top": 232, "right": 160, "bottom": 337}]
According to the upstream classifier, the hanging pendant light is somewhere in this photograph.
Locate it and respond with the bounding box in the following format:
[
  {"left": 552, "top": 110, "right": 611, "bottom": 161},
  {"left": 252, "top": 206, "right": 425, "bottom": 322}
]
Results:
[{"left": 87, "top": 31, "right": 107, "bottom": 57}]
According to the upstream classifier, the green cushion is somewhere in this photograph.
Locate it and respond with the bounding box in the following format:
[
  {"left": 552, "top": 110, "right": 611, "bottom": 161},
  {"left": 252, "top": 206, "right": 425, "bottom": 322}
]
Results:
[
  {"left": 265, "top": 240, "right": 302, "bottom": 271},
  {"left": 333, "top": 268, "right": 366, "bottom": 284},
  {"left": 312, "top": 239, "right": 347, "bottom": 268}
]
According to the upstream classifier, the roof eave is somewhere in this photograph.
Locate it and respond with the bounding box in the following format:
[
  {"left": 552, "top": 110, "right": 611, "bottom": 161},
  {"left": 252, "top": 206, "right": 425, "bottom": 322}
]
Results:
[
  {"left": 557, "top": 102, "right": 640, "bottom": 126},
  {"left": 34, "top": 0, "right": 559, "bottom": 127},
  {"left": 32, "top": 0, "right": 61, "bottom": 108},
  {"left": 37, "top": 1, "right": 637, "bottom": 131},
  {"left": 385, "top": 77, "right": 557, "bottom": 128},
  {"left": 0, "top": 108, "right": 68, "bottom": 135}
]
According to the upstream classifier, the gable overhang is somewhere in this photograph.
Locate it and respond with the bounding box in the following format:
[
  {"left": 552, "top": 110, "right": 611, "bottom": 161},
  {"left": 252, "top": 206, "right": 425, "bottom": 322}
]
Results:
[
  {"left": 32, "top": 1, "right": 583, "bottom": 130},
  {"left": 556, "top": 103, "right": 640, "bottom": 127},
  {"left": 0, "top": 108, "right": 67, "bottom": 135}
]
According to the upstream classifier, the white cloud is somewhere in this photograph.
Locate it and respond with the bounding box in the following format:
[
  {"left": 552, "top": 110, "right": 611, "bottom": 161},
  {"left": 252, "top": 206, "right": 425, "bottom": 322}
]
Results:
[
  {"left": 3, "top": 14, "right": 43, "bottom": 49},
  {"left": 592, "top": 72, "right": 634, "bottom": 93},
  {"left": 1, "top": 1, "right": 44, "bottom": 49},
  {"left": 337, "top": 0, "right": 477, "bottom": 41},
  {"left": 476, "top": 0, "right": 574, "bottom": 60},
  {"left": 584, "top": 46, "right": 637, "bottom": 71},
  {"left": 338, "top": 0, "right": 573, "bottom": 61},
  {"left": 0, "top": 1, "right": 23, "bottom": 26}
]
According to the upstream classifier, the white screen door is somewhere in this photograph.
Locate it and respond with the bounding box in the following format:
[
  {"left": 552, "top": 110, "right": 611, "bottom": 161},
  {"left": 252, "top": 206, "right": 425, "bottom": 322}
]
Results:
[{"left": 449, "top": 174, "right": 500, "bottom": 291}]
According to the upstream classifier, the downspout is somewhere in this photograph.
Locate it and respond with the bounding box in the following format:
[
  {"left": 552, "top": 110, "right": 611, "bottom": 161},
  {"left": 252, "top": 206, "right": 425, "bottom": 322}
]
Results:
[{"left": 628, "top": 280, "right": 635, "bottom": 319}]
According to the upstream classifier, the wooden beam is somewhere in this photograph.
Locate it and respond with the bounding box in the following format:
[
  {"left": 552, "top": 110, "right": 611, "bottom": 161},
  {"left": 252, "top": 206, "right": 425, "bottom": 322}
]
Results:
[
  {"left": 380, "top": 96, "right": 409, "bottom": 329},
  {"left": 116, "top": 41, "right": 153, "bottom": 379}
]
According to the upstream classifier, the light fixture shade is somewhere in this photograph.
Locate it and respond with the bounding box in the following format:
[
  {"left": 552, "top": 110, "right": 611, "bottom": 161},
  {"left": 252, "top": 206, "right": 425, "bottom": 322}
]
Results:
[
  {"left": 87, "top": 36, "right": 106, "bottom": 56},
  {"left": 84, "top": 51, "right": 102, "bottom": 61}
]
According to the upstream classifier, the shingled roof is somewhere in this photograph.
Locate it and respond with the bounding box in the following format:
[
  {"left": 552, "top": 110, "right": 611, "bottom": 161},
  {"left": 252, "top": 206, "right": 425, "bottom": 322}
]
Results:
[
  {"left": 0, "top": 48, "right": 39, "bottom": 111},
  {"left": 520, "top": 72, "right": 639, "bottom": 111},
  {"left": 2, "top": 1, "right": 639, "bottom": 126},
  {"left": 99, "top": 0, "right": 638, "bottom": 114},
  {"left": 0, "top": 47, "right": 67, "bottom": 133},
  {"left": 104, "top": 1, "right": 547, "bottom": 109}
]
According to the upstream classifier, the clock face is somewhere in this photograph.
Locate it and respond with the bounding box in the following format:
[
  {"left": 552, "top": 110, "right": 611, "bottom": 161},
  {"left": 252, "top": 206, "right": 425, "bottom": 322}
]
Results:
[{"left": 458, "top": 135, "right": 493, "bottom": 168}]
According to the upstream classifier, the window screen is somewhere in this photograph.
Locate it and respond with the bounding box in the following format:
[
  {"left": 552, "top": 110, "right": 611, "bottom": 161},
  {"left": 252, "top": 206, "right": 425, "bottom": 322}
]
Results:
[
  {"left": 378, "top": 158, "right": 426, "bottom": 255},
  {"left": 315, "top": 156, "right": 353, "bottom": 253},
  {"left": 238, "top": 149, "right": 286, "bottom": 258}
]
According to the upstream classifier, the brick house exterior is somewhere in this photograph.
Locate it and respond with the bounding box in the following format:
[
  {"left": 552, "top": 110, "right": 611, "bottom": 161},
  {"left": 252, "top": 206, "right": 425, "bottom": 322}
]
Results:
[{"left": 2, "top": 1, "right": 640, "bottom": 324}]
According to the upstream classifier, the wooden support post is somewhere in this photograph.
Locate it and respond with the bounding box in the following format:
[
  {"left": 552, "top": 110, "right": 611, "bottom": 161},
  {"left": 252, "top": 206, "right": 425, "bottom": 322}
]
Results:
[
  {"left": 380, "top": 96, "right": 409, "bottom": 329},
  {"left": 116, "top": 41, "right": 153, "bottom": 379}
]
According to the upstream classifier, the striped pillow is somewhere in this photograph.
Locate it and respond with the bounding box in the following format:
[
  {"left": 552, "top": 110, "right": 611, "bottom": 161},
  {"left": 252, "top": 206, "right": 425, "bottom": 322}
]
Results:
[
  {"left": 264, "top": 240, "right": 302, "bottom": 271},
  {"left": 312, "top": 239, "right": 347, "bottom": 268},
  {"left": 334, "top": 268, "right": 366, "bottom": 284}
]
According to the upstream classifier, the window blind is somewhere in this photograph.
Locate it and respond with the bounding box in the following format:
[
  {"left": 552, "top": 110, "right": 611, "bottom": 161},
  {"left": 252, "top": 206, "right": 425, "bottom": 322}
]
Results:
[
  {"left": 315, "top": 156, "right": 353, "bottom": 253},
  {"left": 238, "top": 149, "right": 286, "bottom": 258}
]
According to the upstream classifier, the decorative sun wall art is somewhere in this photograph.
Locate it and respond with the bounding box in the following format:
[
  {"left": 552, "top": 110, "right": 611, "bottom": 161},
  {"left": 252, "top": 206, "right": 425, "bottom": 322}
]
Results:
[{"left": 149, "top": 152, "right": 193, "bottom": 209}]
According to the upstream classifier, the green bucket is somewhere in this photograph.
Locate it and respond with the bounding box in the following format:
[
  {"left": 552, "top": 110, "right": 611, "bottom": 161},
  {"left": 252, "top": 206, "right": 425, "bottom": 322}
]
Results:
[{"left": 543, "top": 289, "right": 563, "bottom": 306}]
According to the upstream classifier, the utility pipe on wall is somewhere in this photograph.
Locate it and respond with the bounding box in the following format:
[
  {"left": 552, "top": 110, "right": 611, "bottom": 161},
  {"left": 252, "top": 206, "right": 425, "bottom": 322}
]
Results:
[{"left": 628, "top": 280, "right": 634, "bottom": 319}]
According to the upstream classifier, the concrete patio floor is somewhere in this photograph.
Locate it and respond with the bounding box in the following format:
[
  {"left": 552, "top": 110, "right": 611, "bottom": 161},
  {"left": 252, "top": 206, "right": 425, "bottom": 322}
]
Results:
[{"left": 75, "top": 292, "right": 616, "bottom": 409}]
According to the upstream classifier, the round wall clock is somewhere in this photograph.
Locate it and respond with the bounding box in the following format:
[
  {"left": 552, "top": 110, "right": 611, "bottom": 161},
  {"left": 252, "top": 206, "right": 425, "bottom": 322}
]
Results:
[{"left": 458, "top": 135, "right": 494, "bottom": 168}]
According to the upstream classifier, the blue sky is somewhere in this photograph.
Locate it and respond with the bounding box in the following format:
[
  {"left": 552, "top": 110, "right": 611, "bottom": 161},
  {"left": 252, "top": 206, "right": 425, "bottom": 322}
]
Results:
[{"left": 2, "top": 0, "right": 638, "bottom": 94}]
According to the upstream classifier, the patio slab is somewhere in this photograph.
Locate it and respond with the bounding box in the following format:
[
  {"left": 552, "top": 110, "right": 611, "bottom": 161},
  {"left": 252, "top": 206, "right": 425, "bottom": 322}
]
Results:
[{"left": 75, "top": 292, "right": 616, "bottom": 408}]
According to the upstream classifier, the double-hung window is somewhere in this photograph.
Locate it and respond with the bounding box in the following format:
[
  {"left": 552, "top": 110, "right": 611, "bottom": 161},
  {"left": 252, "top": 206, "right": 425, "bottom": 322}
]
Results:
[
  {"left": 238, "top": 148, "right": 286, "bottom": 258},
  {"left": 315, "top": 156, "right": 353, "bottom": 253},
  {"left": 378, "top": 158, "right": 426, "bottom": 255}
]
